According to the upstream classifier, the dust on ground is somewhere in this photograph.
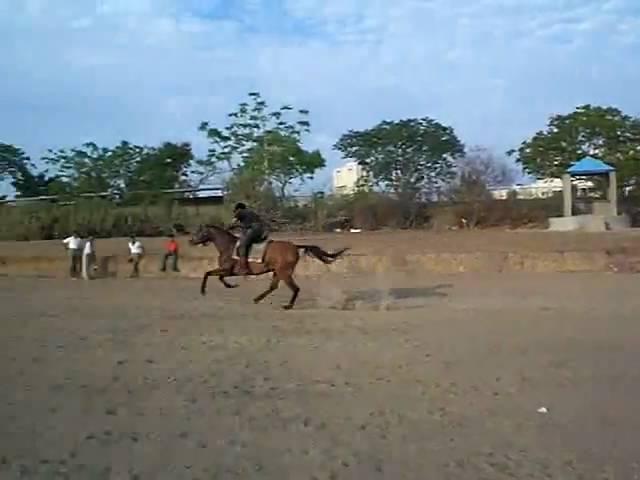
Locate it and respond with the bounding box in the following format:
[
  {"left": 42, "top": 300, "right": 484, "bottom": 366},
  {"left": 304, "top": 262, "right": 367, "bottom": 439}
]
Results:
[{"left": 2, "top": 272, "right": 640, "bottom": 479}]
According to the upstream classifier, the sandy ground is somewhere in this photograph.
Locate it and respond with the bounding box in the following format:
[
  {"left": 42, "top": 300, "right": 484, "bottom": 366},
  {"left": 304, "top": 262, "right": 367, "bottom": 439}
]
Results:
[
  {"left": 2, "top": 229, "right": 640, "bottom": 259},
  {"left": 2, "top": 272, "right": 640, "bottom": 479}
]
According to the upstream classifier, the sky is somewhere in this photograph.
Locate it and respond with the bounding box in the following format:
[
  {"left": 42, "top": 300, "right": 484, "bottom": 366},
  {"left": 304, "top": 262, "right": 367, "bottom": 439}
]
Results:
[{"left": 1, "top": 0, "right": 640, "bottom": 195}]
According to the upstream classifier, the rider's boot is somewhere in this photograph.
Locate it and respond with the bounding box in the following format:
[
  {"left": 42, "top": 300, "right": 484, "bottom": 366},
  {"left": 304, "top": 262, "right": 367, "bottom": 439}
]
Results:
[{"left": 236, "top": 256, "right": 250, "bottom": 275}]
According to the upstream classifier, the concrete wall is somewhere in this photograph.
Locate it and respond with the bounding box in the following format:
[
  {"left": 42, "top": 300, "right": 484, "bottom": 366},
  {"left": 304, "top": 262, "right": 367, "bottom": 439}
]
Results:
[
  {"left": 548, "top": 214, "right": 631, "bottom": 232},
  {"left": 0, "top": 250, "right": 618, "bottom": 279}
]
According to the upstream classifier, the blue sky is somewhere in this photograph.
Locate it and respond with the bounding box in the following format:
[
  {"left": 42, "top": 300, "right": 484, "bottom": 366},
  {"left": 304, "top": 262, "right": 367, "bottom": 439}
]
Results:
[{"left": 1, "top": 0, "right": 640, "bottom": 195}]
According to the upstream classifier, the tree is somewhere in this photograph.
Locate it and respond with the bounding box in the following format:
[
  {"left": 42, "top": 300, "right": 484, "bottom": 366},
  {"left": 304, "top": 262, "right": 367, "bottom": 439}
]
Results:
[
  {"left": 44, "top": 141, "right": 140, "bottom": 196},
  {"left": 12, "top": 170, "right": 63, "bottom": 198},
  {"left": 1, "top": 143, "right": 62, "bottom": 197},
  {"left": 456, "top": 146, "right": 520, "bottom": 189},
  {"left": 197, "top": 91, "right": 311, "bottom": 183},
  {"left": 243, "top": 131, "right": 325, "bottom": 200},
  {"left": 126, "top": 142, "right": 193, "bottom": 192},
  {"left": 1, "top": 143, "right": 30, "bottom": 182},
  {"left": 225, "top": 168, "right": 279, "bottom": 215},
  {"left": 45, "top": 141, "right": 195, "bottom": 197},
  {"left": 334, "top": 118, "right": 465, "bottom": 202},
  {"left": 508, "top": 104, "right": 640, "bottom": 188}
]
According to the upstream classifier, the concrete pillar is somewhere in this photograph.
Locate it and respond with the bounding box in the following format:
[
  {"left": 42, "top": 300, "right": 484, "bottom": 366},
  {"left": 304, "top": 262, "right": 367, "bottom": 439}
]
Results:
[
  {"left": 562, "top": 173, "right": 572, "bottom": 217},
  {"left": 608, "top": 171, "right": 618, "bottom": 216}
]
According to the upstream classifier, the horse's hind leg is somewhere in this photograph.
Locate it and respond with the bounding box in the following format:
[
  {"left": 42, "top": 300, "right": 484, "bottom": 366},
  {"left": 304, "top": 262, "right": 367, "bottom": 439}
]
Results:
[
  {"left": 282, "top": 273, "right": 300, "bottom": 310},
  {"left": 253, "top": 274, "right": 280, "bottom": 304}
]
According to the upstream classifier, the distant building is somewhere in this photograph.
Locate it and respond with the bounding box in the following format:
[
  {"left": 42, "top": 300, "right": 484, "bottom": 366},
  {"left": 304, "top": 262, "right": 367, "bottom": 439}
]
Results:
[
  {"left": 332, "top": 161, "right": 366, "bottom": 195},
  {"left": 489, "top": 177, "right": 596, "bottom": 200},
  {"left": 172, "top": 186, "right": 225, "bottom": 207},
  {"left": 0, "top": 186, "right": 225, "bottom": 207}
]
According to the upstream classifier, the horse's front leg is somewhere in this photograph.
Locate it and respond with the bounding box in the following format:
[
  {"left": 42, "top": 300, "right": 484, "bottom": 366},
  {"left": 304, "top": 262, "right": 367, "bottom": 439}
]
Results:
[
  {"left": 200, "top": 267, "right": 229, "bottom": 295},
  {"left": 217, "top": 257, "right": 237, "bottom": 288}
]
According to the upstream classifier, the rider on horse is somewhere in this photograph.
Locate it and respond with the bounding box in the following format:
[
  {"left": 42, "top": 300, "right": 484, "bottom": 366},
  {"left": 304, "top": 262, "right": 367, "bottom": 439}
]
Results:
[{"left": 229, "top": 202, "right": 268, "bottom": 275}]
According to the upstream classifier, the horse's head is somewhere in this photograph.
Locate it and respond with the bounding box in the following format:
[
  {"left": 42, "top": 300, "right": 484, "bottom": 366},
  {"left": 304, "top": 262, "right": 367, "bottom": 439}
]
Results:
[
  {"left": 189, "top": 224, "right": 236, "bottom": 249},
  {"left": 189, "top": 224, "right": 213, "bottom": 246}
]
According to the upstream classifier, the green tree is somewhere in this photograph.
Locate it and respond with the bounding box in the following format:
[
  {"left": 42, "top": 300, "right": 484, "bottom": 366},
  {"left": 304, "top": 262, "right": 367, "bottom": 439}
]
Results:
[
  {"left": 126, "top": 142, "right": 193, "bottom": 191},
  {"left": 225, "top": 168, "right": 279, "bottom": 214},
  {"left": 334, "top": 118, "right": 465, "bottom": 201},
  {"left": 44, "top": 141, "right": 141, "bottom": 196},
  {"left": 243, "top": 131, "right": 325, "bottom": 200},
  {"left": 1, "top": 143, "right": 29, "bottom": 182},
  {"left": 1, "top": 143, "right": 63, "bottom": 197},
  {"left": 45, "top": 141, "right": 195, "bottom": 197},
  {"left": 508, "top": 104, "right": 640, "bottom": 188},
  {"left": 197, "top": 91, "right": 311, "bottom": 183},
  {"left": 12, "top": 170, "right": 63, "bottom": 198}
]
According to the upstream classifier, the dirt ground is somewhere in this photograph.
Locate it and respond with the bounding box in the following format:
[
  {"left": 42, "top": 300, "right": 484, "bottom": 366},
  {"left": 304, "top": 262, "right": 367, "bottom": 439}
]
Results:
[
  {"left": 2, "top": 229, "right": 640, "bottom": 259},
  {"left": 2, "top": 272, "right": 640, "bottom": 479}
]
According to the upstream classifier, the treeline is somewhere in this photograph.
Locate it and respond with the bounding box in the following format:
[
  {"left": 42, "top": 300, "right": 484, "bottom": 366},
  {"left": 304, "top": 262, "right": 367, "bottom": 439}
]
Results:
[{"left": 2, "top": 92, "right": 640, "bottom": 240}]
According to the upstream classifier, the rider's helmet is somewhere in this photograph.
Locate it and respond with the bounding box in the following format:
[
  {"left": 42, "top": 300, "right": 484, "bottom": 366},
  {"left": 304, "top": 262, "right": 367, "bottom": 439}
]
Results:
[{"left": 234, "top": 202, "right": 247, "bottom": 212}]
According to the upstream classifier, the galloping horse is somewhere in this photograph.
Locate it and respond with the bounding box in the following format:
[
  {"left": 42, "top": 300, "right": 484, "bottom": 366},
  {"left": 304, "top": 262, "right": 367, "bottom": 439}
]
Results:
[{"left": 189, "top": 224, "right": 349, "bottom": 310}]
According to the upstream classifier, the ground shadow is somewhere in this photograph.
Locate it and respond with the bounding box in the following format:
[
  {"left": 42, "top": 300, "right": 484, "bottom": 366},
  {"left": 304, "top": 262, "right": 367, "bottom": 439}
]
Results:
[
  {"left": 346, "top": 283, "right": 453, "bottom": 302},
  {"left": 335, "top": 283, "right": 453, "bottom": 311},
  {"left": 97, "top": 256, "right": 118, "bottom": 278}
]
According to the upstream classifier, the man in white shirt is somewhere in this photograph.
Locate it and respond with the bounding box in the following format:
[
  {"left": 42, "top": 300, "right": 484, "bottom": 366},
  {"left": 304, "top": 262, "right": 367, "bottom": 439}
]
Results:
[
  {"left": 62, "top": 231, "right": 83, "bottom": 279},
  {"left": 127, "top": 235, "right": 144, "bottom": 278},
  {"left": 82, "top": 235, "right": 96, "bottom": 280}
]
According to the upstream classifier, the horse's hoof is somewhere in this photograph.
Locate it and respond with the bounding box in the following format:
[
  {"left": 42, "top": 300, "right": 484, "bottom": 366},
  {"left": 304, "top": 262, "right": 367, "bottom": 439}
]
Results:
[
  {"left": 200, "top": 290, "right": 206, "bottom": 296},
  {"left": 282, "top": 304, "right": 294, "bottom": 310}
]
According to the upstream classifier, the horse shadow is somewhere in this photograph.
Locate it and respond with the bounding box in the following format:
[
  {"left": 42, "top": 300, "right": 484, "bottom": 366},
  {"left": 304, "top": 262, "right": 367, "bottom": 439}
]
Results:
[{"left": 335, "top": 283, "right": 453, "bottom": 311}]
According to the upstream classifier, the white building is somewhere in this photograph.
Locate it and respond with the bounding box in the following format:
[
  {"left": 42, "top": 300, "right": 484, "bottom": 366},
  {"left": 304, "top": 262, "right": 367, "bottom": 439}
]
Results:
[
  {"left": 332, "top": 161, "right": 366, "bottom": 195},
  {"left": 489, "top": 178, "right": 596, "bottom": 200}
]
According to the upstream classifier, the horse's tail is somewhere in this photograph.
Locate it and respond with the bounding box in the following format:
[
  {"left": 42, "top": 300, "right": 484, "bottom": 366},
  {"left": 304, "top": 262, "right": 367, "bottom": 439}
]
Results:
[{"left": 296, "top": 245, "right": 350, "bottom": 265}]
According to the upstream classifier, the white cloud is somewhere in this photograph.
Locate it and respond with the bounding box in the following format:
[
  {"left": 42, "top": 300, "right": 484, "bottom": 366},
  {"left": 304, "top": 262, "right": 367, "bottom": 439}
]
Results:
[{"left": 0, "top": 0, "right": 639, "bottom": 192}]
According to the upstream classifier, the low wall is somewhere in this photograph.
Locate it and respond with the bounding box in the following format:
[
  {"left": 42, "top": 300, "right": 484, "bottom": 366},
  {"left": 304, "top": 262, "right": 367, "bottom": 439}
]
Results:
[
  {"left": 548, "top": 214, "right": 631, "bottom": 232},
  {"left": 0, "top": 250, "right": 626, "bottom": 279}
]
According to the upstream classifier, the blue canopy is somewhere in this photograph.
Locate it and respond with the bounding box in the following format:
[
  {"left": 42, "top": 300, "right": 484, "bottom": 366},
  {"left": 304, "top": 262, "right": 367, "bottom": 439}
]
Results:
[{"left": 567, "top": 156, "right": 615, "bottom": 175}]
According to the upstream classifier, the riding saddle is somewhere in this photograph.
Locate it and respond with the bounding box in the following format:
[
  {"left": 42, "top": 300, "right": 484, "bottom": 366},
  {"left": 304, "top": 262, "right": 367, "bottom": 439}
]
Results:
[{"left": 232, "top": 238, "right": 271, "bottom": 263}]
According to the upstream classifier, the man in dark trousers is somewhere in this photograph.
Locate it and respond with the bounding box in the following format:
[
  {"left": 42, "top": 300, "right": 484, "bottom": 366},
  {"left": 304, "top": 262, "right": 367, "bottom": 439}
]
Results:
[
  {"left": 62, "top": 231, "right": 83, "bottom": 279},
  {"left": 229, "top": 202, "right": 267, "bottom": 275},
  {"left": 160, "top": 233, "right": 180, "bottom": 273}
]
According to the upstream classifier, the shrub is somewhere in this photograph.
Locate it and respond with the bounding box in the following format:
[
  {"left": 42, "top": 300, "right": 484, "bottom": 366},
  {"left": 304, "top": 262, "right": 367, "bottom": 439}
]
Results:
[
  {"left": 0, "top": 191, "right": 565, "bottom": 240},
  {"left": 0, "top": 199, "right": 227, "bottom": 241}
]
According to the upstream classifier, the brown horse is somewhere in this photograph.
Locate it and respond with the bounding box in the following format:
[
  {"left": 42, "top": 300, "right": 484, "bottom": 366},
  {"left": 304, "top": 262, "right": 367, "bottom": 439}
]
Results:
[{"left": 189, "top": 224, "right": 349, "bottom": 309}]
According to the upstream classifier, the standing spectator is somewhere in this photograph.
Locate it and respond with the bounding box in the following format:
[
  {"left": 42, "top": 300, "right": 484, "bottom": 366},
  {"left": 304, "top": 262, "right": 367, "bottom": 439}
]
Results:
[
  {"left": 127, "top": 235, "right": 144, "bottom": 278},
  {"left": 82, "top": 234, "right": 96, "bottom": 280},
  {"left": 62, "top": 231, "right": 83, "bottom": 279},
  {"left": 160, "top": 233, "right": 180, "bottom": 273}
]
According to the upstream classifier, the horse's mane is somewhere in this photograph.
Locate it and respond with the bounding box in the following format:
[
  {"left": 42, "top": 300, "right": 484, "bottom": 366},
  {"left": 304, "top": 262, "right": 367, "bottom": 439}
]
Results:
[{"left": 204, "top": 223, "right": 237, "bottom": 239}]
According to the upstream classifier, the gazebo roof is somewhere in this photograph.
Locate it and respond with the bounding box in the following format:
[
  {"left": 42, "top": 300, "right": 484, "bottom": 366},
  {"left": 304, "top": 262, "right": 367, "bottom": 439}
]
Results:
[{"left": 567, "top": 156, "right": 615, "bottom": 175}]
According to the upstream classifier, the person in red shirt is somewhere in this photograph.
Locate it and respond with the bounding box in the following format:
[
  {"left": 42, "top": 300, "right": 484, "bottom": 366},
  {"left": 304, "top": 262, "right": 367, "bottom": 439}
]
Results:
[{"left": 160, "top": 233, "right": 180, "bottom": 272}]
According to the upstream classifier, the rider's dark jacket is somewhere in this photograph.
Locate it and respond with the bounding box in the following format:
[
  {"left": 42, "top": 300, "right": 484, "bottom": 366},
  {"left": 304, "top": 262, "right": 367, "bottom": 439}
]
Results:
[
  {"left": 233, "top": 208, "right": 264, "bottom": 230},
  {"left": 232, "top": 208, "right": 267, "bottom": 256}
]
